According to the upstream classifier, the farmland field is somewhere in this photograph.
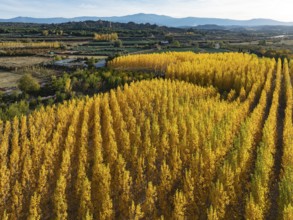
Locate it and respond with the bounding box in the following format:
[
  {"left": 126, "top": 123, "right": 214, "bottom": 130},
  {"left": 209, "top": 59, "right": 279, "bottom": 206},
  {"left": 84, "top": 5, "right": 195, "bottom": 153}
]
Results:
[
  {"left": 0, "top": 70, "right": 22, "bottom": 88},
  {"left": 62, "top": 55, "right": 108, "bottom": 60},
  {"left": 0, "top": 56, "right": 52, "bottom": 69}
]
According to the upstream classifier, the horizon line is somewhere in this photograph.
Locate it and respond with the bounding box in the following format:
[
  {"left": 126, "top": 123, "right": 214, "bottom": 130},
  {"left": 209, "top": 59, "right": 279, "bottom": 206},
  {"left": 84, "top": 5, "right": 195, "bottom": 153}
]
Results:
[{"left": 0, "top": 13, "right": 292, "bottom": 23}]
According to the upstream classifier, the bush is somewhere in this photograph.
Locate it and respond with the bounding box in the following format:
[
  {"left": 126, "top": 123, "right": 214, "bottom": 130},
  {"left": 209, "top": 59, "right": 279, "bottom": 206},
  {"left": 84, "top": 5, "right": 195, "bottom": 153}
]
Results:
[
  {"left": 172, "top": 40, "right": 181, "bottom": 48},
  {"left": 18, "top": 74, "right": 40, "bottom": 95},
  {"left": 114, "top": 40, "right": 123, "bottom": 48}
]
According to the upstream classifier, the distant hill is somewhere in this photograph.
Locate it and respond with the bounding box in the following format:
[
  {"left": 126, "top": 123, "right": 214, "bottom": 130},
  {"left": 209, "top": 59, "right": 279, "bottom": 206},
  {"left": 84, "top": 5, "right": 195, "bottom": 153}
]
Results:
[{"left": 1, "top": 13, "right": 293, "bottom": 27}]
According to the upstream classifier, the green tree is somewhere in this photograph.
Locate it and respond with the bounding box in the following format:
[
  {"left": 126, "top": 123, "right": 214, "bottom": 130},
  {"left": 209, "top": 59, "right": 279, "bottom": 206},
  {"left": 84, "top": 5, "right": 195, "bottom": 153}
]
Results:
[
  {"left": 18, "top": 74, "right": 40, "bottom": 94},
  {"left": 114, "top": 40, "right": 123, "bottom": 48},
  {"left": 87, "top": 57, "right": 96, "bottom": 69},
  {"left": 172, "top": 41, "right": 181, "bottom": 48}
]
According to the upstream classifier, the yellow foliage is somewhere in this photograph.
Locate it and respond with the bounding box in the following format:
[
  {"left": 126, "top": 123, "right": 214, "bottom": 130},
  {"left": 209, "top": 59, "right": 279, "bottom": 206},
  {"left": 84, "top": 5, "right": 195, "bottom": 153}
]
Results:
[
  {"left": 94, "top": 33, "right": 118, "bottom": 41},
  {"left": 0, "top": 41, "right": 61, "bottom": 48},
  {"left": 0, "top": 53, "right": 291, "bottom": 220}
]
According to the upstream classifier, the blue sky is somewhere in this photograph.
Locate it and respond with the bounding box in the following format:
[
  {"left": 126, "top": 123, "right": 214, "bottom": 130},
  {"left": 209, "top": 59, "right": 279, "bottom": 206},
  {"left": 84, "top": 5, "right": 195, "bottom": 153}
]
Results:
[{"left": 1, "top": 0, "right": 293, "bottom": 21}]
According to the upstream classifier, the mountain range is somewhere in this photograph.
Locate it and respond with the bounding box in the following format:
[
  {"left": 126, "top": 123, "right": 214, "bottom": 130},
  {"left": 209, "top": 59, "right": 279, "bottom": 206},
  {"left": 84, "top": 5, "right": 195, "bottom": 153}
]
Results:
[{"left": 0, "top": 13, "right": 293, "bottom": 27}]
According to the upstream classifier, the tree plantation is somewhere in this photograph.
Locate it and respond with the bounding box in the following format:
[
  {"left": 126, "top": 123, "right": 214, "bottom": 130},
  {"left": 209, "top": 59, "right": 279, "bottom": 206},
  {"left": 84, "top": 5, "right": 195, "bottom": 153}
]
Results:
[
  {"left": 93, "top": 33, "right": 119, "bottom": 41},
  {"left": 0, "top": 41, "right": 61, "bottom": 49},
  {"left": 0, "top": 52, "right": 292, "bottom": 219}
]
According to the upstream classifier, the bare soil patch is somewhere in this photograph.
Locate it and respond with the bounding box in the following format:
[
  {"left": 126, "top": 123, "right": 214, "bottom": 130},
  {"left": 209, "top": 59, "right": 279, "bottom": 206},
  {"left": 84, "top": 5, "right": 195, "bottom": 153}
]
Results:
[{"left": 0, "top": 56, "right": 52, "bottom": 69}]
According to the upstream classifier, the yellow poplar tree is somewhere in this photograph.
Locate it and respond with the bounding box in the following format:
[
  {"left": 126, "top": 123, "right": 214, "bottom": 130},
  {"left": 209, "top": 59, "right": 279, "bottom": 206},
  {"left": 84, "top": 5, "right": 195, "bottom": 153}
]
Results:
[{"left": 53, "top": 174, "right": 68, "bottom": 220}]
